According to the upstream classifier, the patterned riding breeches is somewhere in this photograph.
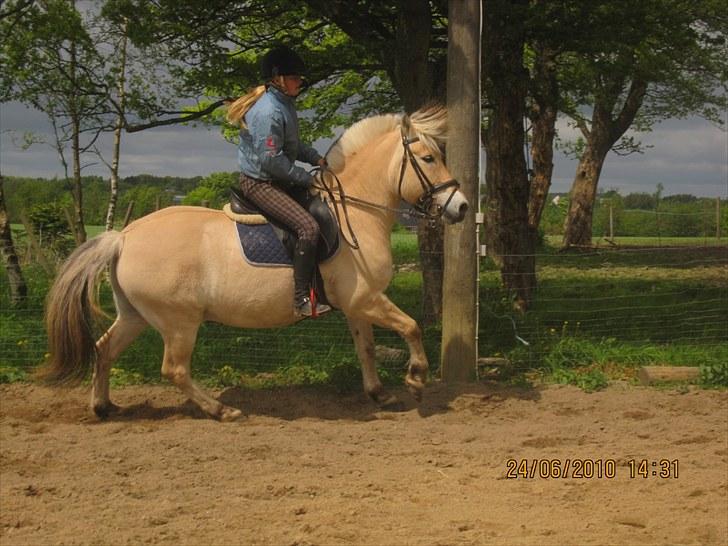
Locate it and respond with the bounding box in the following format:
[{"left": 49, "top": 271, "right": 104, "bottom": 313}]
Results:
[{"left": 239, "top": 174, "right": 319, "bottom": 245}]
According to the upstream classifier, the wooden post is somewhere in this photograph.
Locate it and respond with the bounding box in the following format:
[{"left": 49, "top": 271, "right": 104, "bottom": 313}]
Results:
[
  {"left": 122, "top": 201, "right": 135, "bottom": 228},
  {"left": 609, "top": 204, "right": 614, "bottom": 241},
  {"left": 717, "top": 197, "right": 721, "bottom": 241},
  {"left": 441, "top": 0, "right": 481, "bottom": 382}
]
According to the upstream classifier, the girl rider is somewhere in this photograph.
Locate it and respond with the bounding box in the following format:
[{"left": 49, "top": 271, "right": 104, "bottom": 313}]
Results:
[{"left": 226, "top": 46, "right": 331, "bottom": 318}]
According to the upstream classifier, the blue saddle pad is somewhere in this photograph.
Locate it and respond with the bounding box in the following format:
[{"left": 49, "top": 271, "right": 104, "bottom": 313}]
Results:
[{"left": 235, "top": 222, "right": 292, "bottom": 267}]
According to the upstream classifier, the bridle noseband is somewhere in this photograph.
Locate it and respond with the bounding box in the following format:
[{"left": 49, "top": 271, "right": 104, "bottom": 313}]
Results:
[{"left": 398, "top": 127, "right": 460, "bottom": 225}]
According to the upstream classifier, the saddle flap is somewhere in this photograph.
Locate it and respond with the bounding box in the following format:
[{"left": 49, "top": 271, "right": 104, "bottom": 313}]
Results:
[{"left": 230, "top": 186, "right": 258, "bottom": 214}]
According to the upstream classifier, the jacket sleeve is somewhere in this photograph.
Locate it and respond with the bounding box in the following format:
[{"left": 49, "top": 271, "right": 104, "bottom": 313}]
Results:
[
  {"left": 297, "top": 143, "right": 323, "bottom": 166},
  {"left": 253, "top": 110, "right": 313, "bottom": 188}
]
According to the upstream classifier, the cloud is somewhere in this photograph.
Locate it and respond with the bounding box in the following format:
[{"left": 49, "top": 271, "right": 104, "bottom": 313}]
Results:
[
  {"left": 2, "top": 100, "right": 726, "bottom": 198},
  {"left": 550, "top": 116, "right": 727, "bottom": 197}
]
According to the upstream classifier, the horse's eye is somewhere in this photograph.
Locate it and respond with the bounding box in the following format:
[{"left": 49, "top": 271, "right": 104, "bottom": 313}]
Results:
[{"left": 421, "top": 155, "right": 435, "bottom": 163}]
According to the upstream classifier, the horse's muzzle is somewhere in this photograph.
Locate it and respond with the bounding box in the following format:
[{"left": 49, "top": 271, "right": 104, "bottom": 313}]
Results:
[{"left": 440, "top": 189, "right": 469, "bottom": 224}]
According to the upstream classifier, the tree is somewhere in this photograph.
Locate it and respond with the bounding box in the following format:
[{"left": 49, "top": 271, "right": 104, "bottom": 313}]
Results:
[
  {"left": 1, "top": 0, "right": 110, "bottom": 244},
  {"left": 98, "top": 13, "right": 130, "bottom": 231},
  {"left": 482, "top": 0, "right": 535, "bottom": 310},
  {"left": 0, "top": 174, "right": 28, "bottom": 305},
  {"left": 560, "top": 0, "right": 728, "bottom": 247},
  {"left": 182, "top": 172, "right": 237, "bottom": 208}
]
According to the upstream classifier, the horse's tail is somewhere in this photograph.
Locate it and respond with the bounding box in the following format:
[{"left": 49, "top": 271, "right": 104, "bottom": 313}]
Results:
[{"left": 38, "top": 230, "right": 124, "bottom": 384}]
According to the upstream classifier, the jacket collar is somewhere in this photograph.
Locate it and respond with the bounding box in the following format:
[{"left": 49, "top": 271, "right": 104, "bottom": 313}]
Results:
[{"left": 266, "top": 84, "right": 295, "bottom": 107}]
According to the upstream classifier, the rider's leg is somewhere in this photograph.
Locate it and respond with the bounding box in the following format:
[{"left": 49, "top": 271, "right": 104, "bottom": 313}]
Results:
[{"left": 239, "top": 175, "right": 331, "bottom": 316}]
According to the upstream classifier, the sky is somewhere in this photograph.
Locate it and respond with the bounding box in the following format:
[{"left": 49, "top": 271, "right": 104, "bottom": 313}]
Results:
[{"left": 1, "top": 99, "right": 726, "bottom": 198}]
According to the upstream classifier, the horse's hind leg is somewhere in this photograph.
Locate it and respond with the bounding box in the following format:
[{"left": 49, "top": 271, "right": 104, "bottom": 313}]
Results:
[
  {"left": 347, "top": 317, "right": 399, "bottom": 407},
  {"left": 93, "top": 315, "right": 148, "bottom": 418},
  {"left": 160, "top": 326, "right": 242, "bottom": 422}
]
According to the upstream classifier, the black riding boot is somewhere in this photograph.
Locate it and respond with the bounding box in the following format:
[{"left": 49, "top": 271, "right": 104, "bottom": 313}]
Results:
[{"left": 293, "top": 240, "right": 331, "bottom": 317}]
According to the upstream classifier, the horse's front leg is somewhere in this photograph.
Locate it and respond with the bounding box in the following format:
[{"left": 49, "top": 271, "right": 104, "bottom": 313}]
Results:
[
  {"left": 347, "top": 294, "right": 428, "bottom": 402},
  {"left": 346, "top": 317, "right": 399, "bottom": 407}
]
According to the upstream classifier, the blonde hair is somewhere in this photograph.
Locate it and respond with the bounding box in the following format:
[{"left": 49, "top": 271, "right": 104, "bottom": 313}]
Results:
[{"left": 226, "top": 85, "right": 266, "bottom": 128}]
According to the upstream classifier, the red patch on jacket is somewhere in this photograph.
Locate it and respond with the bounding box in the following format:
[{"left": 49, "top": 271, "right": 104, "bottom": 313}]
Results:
[{"left": 265, "top": 136, "right": 276, "bottom": 149}]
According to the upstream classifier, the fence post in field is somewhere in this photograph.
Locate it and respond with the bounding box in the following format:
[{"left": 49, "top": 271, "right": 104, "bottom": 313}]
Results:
[
  {"left": 441, "top": 0, "right": 481, "bottom": 382},
  {"left": 609, "top": 204, "right": 614, "bottom": 241},
  {"left": 122, "top": 201, "right": 135, "bottom": 228},
  {"left": 717, "top": 197, "right": 721, "bottom": 240}
]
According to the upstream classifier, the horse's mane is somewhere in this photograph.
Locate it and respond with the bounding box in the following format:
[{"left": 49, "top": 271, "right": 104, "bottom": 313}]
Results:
[{"left": 325, "top": 105, "right": 448, "bottom": 173}]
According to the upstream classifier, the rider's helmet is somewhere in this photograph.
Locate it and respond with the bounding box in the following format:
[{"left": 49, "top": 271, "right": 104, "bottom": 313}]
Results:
[{"left": 260, "top": 46, "right": 307, "bottom": 79}]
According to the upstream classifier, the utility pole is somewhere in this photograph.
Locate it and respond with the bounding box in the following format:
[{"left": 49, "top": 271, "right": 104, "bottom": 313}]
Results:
[{"left": 441, "top": 0, "right": 481, "bottom": 382}]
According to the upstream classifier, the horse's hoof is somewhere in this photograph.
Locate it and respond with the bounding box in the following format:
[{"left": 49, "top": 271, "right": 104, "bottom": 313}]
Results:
[
  {"left": 371, "top": 390, "right": 401, "bottom": 409},
  {"left": 93, "top": 402, "right": 120, "bottom": 419},
  {"left": 405, "top": 377, "right": 424, "bottom": 403},
  {"left": 218, "top": 406, "right": 243, "bottom": 422}
]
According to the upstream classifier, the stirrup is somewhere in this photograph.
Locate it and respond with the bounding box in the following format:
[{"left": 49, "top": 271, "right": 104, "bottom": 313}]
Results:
[{"left": 294, "top": 297, "right": 332, "bottom": 318}]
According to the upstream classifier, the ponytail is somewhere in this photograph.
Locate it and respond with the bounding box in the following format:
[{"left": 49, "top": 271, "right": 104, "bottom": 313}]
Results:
[{"left": 226, "top": 85, "right": 266, "bottom": 128}]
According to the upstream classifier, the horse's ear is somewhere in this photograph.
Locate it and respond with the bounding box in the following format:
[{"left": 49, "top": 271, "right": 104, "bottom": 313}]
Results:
[{"left": 401, "top": 114, "right": 411, "bottom": 135}]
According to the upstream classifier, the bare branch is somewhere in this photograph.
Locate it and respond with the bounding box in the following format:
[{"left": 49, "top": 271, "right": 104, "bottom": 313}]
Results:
[{"left": 124, "top": 98, "right": 228, "bottom": 133}]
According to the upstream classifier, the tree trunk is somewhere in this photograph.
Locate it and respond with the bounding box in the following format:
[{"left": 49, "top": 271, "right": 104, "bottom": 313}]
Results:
[
  {"left": 527, "top": 44, "right": 558, "bottom": 239},
  {"left": 393, "top": 0, "right": 432, "bottom": 111},
  {"left": 0, "top": 175, "right": 28, "bottom": 305},
  {"left": 69, "top": 0, "right": 86, "bottom": 245},
  {"left": 105, "top": 18, "right": 129, "bottom": 232},
  {"left": 391, "top": 0, "right": 444, "bottom": 326},
  {"left": 482, "top": 0, "right": 535, "bottom": 311},
  {"left": 561, "top": 145, "right": 609, "bottom": 247},
  {"left": 417, "top": 219, "right": 443, "bottom": 326},
  {"left": 562, "top": 78, "right": 647, "bottom": 248}
]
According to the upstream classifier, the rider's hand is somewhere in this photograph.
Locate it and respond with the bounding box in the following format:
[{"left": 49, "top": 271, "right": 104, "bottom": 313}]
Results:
[{"left": 317, "top": 158, "right": 328, "bottom": 169}]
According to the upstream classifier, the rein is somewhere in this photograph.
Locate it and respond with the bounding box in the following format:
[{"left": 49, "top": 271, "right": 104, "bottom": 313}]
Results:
[{"left": 312, "top": 129, "right": 460, "bottom": 249}]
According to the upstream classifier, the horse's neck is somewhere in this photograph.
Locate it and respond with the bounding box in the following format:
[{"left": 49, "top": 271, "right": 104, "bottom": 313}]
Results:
[{"left": 333, "top": 132, "right": 401, "bottom": 234}]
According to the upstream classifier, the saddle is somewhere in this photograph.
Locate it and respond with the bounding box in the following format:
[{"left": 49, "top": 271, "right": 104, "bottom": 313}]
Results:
[{"left": 226, "top": 186, "right": 340, "bottom": 265}]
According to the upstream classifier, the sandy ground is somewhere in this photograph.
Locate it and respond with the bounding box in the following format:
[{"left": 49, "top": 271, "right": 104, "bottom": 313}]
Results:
[{"left": 1, "top": 381, "right": 726, "bottom": 546}]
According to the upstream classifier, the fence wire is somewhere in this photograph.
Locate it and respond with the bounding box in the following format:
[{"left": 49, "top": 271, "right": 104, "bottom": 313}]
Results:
[{"left": 1, "top": 229, "right": 726, "bottom": 383}]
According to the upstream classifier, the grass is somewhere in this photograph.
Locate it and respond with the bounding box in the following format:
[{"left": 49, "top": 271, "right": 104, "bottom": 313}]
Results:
[{"left": 1, "top": 230, "right": 726, "bottom": 390}]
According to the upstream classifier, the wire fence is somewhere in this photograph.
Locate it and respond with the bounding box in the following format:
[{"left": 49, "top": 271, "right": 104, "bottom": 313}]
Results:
[
  {"left": 477, "top": 244, "right": 727, "bottom": 374},
  {"left": 1, "top": 223, "right": 726, "bottom": 384}
]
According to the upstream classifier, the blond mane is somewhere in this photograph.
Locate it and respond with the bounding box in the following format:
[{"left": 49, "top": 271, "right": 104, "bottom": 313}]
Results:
[{"left": 325, "top": 105, "right": 448, "bottom": 173}]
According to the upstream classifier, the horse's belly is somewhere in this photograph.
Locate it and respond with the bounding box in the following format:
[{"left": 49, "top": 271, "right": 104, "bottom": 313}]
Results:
[{"left": 203, "top": 266, "right": 298, "bottom": 328}]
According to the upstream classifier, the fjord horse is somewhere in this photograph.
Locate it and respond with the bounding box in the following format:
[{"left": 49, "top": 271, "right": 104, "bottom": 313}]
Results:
[{"left": 41, "top": 106, "right": 468, "bottom": 420}]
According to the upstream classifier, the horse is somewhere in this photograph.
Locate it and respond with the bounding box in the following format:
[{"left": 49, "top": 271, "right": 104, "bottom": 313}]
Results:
[{"left": 40, "top": 105, "right": 469, "bottom": 421}]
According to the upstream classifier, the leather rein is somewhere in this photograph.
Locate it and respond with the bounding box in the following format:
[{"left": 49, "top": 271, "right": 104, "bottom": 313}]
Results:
[{"left": 313, "top": 128, "right": 460, "bottom": 249}]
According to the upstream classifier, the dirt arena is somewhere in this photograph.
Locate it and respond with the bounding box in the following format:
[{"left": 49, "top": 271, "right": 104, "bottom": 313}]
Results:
[{"left": 1, "top": 381, "right": 726, "bottom": 545}]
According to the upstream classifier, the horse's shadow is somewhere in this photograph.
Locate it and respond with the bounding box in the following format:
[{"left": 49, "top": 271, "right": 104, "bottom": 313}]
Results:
[{"left": 100, "top": 380, "right": 542, "bottom": 423}]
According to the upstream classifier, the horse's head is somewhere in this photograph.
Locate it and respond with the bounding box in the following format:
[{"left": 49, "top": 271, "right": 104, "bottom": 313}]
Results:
[{"left": 397, "top": 107, "right": 469, "bottom": 224}]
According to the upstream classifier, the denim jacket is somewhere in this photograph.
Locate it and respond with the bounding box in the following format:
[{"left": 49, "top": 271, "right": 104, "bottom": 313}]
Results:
[{"left": 237, "top": 85, "right": 322, "bottom": 188}]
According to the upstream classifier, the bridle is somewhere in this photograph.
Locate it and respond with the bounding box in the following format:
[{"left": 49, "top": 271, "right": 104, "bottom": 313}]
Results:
[
  {"left": 397, "top": 127, "right": 460, "bottom": 223},
  {"left": 313, "top": 127, "right": 460, "bottom": 249}
]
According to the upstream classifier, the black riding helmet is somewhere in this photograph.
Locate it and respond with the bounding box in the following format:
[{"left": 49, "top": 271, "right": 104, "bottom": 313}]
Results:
[{"left": 260, "top": 46, "right": 307, "bottom": 79}]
